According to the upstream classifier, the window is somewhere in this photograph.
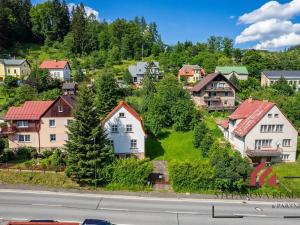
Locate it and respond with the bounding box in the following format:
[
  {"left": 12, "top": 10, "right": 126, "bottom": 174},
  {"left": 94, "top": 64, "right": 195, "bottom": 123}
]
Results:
[
  {"left": 18, "top": 134, "right": 30, "bottom": 142},
  {"left": 110, "top": 140, "right": 114, "bottom": 147},
  {"left": 49, "top": 119, "right": 56, "bottom": 127},
  {"left": 255, "top": 139, "right": 272, "bottom": 150},
  {"left": 218, "top": 83, "right": 225, "bottom": 88},
  {"left": 224, "top": 100, "right": 228, "bottom": 105},
  {"left": 268, "top": 114, "right": 272, "bottom": 118},
  {"left": 50, "top": 134, "right": 56, "bottom": 142},
  {"left": 224, "top": 92, "right": 229, "bottom": 96},
  {"left": 281, "top": 154, "right": 290, "bottom": 161},
  {"left": 119, "top": 112, "right": 125, "bottom": 118},
  {"left": 282, "top": 139, "right": 291, "bottom": 147},
  {"left": 276, "top": 124, "right": 283, "bottom": 132},
  {"left": 126, "top": 124, "right": 133, "bottom": 133},
  {"left": 274, "top": 114, "right": 279, "bottom": 118},
  {"left": 260, "top": 124, "right": 283, "bottom": 133},
  {"left": 58, "top": 105, "right": 63, "bottom": 112},
  {"left": 111, "top": 124, "right": 118, "bottom": 133},
  {"left": 130, "top": 139, "right": 137, "bottom": 149},
  {"left": 17, "top": 121, "right": 28, "bottom": 128}
]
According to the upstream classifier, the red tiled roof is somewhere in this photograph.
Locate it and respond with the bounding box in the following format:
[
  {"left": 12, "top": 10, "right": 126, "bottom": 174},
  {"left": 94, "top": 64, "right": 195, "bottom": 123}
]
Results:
[
  {"left": 230, "top": 99, "right": 275, "bottom": 137},
  {"left": 178, "top": 65, "right": 205, "bottom": 77},
  {"left": 217, "top": 119, "right": 229, "bottom": 129},
  {"left": 5, "top": 101, "right": 54, "bottom": 120},
  {"left": 39, "top": 60, "right": 69, "bottom": 69},
  {"left": 102, "top": 101, "right": 146, "bottom": 136}
]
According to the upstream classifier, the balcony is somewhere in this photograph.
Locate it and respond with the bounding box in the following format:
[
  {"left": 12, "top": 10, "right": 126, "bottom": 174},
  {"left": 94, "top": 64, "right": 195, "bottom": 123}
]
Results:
[
  {"left": 0, "top": 125, "right": 38, "bottom": 136},
  {"left": 204, "top": 96, "right": 221, "bottom": 101},
  {"left": 246, "top": 148, "right": 282, "bottom": 157},
  {"left": 206, "top": 105, "right": 237, "bottom": 111},
  {"left": 206, "top": 87, "right": 233, "bottom": 92}
]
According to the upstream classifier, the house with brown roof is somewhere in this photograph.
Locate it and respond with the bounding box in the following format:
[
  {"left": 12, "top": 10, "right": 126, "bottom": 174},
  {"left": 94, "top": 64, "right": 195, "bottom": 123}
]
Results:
[
  {"left": 178, "top": 64, "right": 205, "bottom": 84},
  {"left": 218, "top": 98, "right": 298, "bottom": 163},
  {"left": 0, "top": 95, "right": 75, "bottom": 152},
  {"left": 102, "top": 101, "right": 147, "bottom": 159},
  {"left": 191, "top": 72, "right": 238, "bottom": 111},
  {"left": 40, "top": 60, "right": 71, "bottom": 81}
]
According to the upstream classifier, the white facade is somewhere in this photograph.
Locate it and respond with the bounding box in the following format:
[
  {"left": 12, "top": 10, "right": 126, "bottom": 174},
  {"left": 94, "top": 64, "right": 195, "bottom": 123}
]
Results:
[
  {"left": 48, "top": 65, "right": 70, "bottom": 81},
  {"left": 103, "top": 105, "right": 146, "bottom": 158},
  {"left": 220, "top": 105, "right": 298, "bottom": 162}
]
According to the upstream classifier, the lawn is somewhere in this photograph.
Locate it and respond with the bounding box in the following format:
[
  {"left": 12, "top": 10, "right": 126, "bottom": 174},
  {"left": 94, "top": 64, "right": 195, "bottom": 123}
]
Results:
[{"left": 146, "top": 129, "right": 202, "bottom": 162}]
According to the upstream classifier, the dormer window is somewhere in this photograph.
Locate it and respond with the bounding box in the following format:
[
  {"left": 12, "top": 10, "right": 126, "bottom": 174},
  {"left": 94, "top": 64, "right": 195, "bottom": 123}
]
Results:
[
  {"left": 58, "top": 105, "right": 63, "bottom": 112},
  {"left": 119, "top": 112, "right": 125, "bottom": 118}
]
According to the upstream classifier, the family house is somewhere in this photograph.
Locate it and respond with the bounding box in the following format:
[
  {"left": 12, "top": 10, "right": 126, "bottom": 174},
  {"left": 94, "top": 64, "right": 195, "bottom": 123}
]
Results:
[
  {"left": 0, "top": 95, "right": 75, "bottom": 152},
  {"left": 0, "top": 58, "right": 31, "bottom": 81},
  {"left": 215, "top": 66, "right": 249, "bottom": 80},
  {"left": 40, "top": 60, "right": 71, "bottom": 81},
  {"left": 191, "top": 72, "right": 238, "bottom": 111},
  {"left": 178, "top": 64, "right": 205, "bottom": 84},
  {"left": 128, "top": 61, "right": 161, "bottom": 84},
  {"left": 218, "top": 99, "right": 298, "bottom": 163},
  {"left": 261, "top": 71, "right": 300, "bottom": 92},
  {"left": 102, "top": 101, "right": 147, "bottom": 159}
]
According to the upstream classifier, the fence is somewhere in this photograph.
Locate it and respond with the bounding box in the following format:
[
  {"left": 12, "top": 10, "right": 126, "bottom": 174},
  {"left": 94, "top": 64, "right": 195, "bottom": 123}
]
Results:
[{"left": 0, "top": 163, "right": 66, "bottom": 173}]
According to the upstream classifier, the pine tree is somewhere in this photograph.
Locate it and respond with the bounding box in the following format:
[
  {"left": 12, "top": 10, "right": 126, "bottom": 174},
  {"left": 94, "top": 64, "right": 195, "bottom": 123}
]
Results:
[
  {"left": 65, "top": 85, "right": 114, "bottom": 186},
  {"left": 95, "top": 71, "right": 119, "bottom": 119},
  {"left": 71, "top": 3, "right": 87, "bottom": 54}
]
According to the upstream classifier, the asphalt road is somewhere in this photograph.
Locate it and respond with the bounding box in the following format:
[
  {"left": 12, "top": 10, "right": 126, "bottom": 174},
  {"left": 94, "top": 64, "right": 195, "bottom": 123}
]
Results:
[{"left": 0, "top": 189, "right": 299, "bottom": 225}]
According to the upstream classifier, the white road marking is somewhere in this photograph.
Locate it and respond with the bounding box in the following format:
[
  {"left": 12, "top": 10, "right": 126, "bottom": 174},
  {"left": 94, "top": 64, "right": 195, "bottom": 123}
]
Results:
[
  {"left": 100, "top": 207, "right": 129, "bottom": 211},
  {"left": 234, "top": 214, "right": 267, "bottom": 217},
  {"left": 31, "top": 203, "right": 63, "bottom": 207},
  {"left": 0, "top": 189, "right": 284, "bottom": 205}
]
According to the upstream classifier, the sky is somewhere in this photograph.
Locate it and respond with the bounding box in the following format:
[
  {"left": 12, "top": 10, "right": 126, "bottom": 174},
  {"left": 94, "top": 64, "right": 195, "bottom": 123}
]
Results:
[{"left": 32, "top": 0, "right": 300, "bottom": 50}]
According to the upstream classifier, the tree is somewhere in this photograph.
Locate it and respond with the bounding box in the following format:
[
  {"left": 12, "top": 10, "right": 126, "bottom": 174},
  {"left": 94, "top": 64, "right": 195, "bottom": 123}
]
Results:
[
  {"left": 271, "top": 76, "right": 295, "bottom": 96},
  {"left": 229, "top": 74, "right": 240, "bottom": 90},
  {"left": 123, "top": 70, "right": 133, "bottom": 85},
  {"left": 222, "top": 38, "right": 233, "bottom": 57},
  {"left": 65, "top": 85, "right": 114, "bottom": 185},
  {"left": 194, "top": 121, "right": 208, "bottom": 148},
  {"left": 141, "top": 64, "right": 157, "bottom": 112},
  {"left": 200, "top": 134, "right": 214, "bottom": 157},
  {"left": 4, "top": 76, "right": 18, "bottom": 88},
  {"left": 207, "top": 36, "right": 222, "bottom": 52},
  {"left": 95, "top": 71, "right": 119, "bottom": 118},
  {"left": 0, "top": 138, "right": 5, "bottom": 155},
  {"left": 74, "top": 68, "right": 85, "bottom": 83}
]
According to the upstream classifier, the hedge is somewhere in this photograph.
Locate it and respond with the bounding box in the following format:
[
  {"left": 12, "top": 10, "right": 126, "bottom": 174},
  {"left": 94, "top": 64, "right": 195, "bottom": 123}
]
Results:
[{"left": 169, "top": 160, "right": 215, "bottom": 192}]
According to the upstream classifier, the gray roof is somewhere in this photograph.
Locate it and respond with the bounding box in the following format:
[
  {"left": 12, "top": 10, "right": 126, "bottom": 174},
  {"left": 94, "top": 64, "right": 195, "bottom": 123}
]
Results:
[
  {"left": 2, "top": 59, "right": 27, "bottom": 66},
  {"left": 128, "top": 61, "right": 159, "bottom": 76},
  {"left": 263, "top": 71, "right": 300, "bottom": 79},
  {"left": 62, "top": 82, "right": 76, "bottom": 90},
  {"left": 181, "top": 64, "right": 201, "bottom": 70}
]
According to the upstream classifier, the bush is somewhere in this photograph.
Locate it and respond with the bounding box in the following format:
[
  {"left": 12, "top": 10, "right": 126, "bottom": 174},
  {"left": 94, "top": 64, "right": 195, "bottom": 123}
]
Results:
[
  {"left": 0, "top": 150, "right": 15, "bottom": 163},
  {"left": 16, "top": 147, "right": 37, "bottom": 160},
  {"left": 108, "top": 158, "right": 153, "bottom": 189},
  {"left": 169, "top": 160, "right": 215, "bottom": 192}
]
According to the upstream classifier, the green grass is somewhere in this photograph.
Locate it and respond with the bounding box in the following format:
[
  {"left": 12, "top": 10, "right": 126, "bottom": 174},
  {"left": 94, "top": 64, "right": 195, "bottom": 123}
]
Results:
[{"left": 146, "top": 129, "right": 202, "bottom": 162}]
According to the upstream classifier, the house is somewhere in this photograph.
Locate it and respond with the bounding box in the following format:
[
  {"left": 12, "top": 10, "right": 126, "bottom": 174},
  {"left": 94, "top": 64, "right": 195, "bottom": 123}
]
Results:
[
  {"left": 0, "top": 95, "right": 75, "bottom": 152},
  {"left": 218, "top": 99, "right": 298, "bottom": 163},
  {"left": 215, "top": 66, "right": 249, "bottom": 80},
  {"left": 128, "top": 61, "right": 161, "bottom": 84},
  {"left": 40, "top": 60, "right": 71, "bottom": 81},
  {"left": 261, "top": 71, "right": 300, "bottom": 92},
  {"left": 62, "top": 82, "right": 77, "bottom": 95},
  {"left": 178, "top": 64, "right": 205, "bottom": 83},
  {"left": 191, "top": 72, "right": 238, "bottom": 111},
  {"left": 102, "top": 101, "right": 147, "bottom": 159},
  {"left": 0, "top": 58, "right": 31, "bottom": 81}
]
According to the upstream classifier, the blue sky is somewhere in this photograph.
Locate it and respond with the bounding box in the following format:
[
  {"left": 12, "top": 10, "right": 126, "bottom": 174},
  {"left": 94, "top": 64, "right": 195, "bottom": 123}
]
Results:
[{"left": 32, "top": 0, "right": 300, "bottom": 50}]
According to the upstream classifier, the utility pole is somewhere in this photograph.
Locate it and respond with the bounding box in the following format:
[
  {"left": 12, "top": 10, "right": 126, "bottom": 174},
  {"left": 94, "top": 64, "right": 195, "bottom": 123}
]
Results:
[{"left": 142, "top": 44, "right": 144, "bottom": 61}]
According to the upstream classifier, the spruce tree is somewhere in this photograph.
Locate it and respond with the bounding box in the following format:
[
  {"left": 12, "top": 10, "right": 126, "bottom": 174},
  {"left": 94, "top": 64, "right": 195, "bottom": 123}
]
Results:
[
  {"left": 65, "top": 85, "right": 114, "bottom": 186},
  {"left": 95, "top": 70, "right": 119, "bottom": 119}
]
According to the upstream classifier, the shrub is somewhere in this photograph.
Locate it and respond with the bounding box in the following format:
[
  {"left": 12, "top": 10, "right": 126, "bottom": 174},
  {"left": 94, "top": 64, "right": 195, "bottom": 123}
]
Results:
[
  {"left": 0, "top": 150, "right": 15, "bottom": 163},
  {"left": 169, "top": 160, "right": 215, "bottom": 192},
  {"left": 108, "top": 158, "right": 153, "bottom": 189},
  {"left": 41, "top": 150, "right": 53, "bottom": 159},
  {"left": 16, "top": 147, "right": 37, "bottom": 160}
]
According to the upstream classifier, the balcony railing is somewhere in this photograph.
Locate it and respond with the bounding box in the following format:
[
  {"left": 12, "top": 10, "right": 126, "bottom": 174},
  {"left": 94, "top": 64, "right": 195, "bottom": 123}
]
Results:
[
  {"left": 206, "top": 87, "right": 233, "bottom": 92},
  {"left": 0, "top": 125, "right": 38, "bottom": 136},
  {"left": 246, "top": 148, "right": 282, "bottom": 157},
  {"left": 206, "top": 105, "right": 237, "bottom": 111},
  {"left": 203, "top": 96, "right": 221, "bottom": 101}
]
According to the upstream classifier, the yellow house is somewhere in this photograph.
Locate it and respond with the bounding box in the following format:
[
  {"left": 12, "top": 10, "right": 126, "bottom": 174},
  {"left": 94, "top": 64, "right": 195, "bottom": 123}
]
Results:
[{"left": 0, "top": 58, "right": 31, "bottom": 81}]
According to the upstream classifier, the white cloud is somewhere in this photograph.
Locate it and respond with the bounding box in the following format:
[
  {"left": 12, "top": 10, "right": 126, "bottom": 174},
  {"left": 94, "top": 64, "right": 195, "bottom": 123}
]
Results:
[
  {"left": 68, "top": 3, "right": 100, "bottom": 20},
  {"left": 235, "top": 0, "right": 300, "bottom": 50},
  {"left": 236, "top": 19, "right": 300, "bottom": 44},
  {"left": 254, "top": 33, "right": 300, "bottom": 50},
  {"left": 239, "top": 0, "right": 300, "bottom": 24}
]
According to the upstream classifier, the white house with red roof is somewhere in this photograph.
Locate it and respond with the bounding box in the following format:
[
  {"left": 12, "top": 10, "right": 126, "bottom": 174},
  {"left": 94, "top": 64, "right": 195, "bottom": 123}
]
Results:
[
  {"left": 102, "top": 101, "right": 147, "bottom": 159},
  {"left": 218, "top": 98, "right": 298, "bottom": 163},
  {"left": 40, "top": 60, "right": 71, "bottom": 81}
]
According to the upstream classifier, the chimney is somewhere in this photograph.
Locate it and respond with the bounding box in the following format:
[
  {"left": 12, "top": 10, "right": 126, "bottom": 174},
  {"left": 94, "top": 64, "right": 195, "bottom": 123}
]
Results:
[
  {"left": 263, "top": 99, "right": 268, "bottom": 102},
  {"left": 248, "top": 97, "right": 253, "bottom": 102}
]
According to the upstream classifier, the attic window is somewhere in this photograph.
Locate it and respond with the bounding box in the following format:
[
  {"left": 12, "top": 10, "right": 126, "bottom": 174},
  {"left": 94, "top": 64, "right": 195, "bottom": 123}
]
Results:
[
  {"left": 268, "top": 114, "right": 272, "bottom": 118},
  {"left": 58, "top": 105, "right": 63, "bottom": 112},
  {"left": 274, "top": 114, "right": 279, "bottom": 118},
  {"left": 119, "top": 112, "right": 125, "bottom": 118}
]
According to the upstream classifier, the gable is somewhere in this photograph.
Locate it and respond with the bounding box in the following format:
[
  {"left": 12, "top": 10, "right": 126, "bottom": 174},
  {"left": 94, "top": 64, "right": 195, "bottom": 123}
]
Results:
[{"left": 42, "top": 97, "right": 73, "bottom": 118}]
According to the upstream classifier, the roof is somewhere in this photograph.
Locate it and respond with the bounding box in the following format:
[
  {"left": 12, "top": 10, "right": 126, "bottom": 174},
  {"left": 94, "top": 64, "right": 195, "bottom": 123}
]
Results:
[
  {"left": 40, "top": 60, "right": 69, "bottom": 69},
  {"left": 5, "top": 101, "right": 54, "bottom": 120},
  {"left": 263, "top": 70, "right": 300, "bottom": 79},
  {"left": 128, "top": 61, "right": 159, "bottom": 76},
  {"left": 191, "top": 72, "right": 238, "bottom": 92},
  {"left": 60, "top": 94, "right": 76, "bottom": 108},
  {"left": 229, "top": 99, "right": 275, "bottom": 137},
  {"left": 62, "top": 82, "right": 76, "bottom": 90},
  {"left": 1, "top": 59, "right": 27, "bottom": 66},
  {"left": 102, "top": 101, "right": 146, "bottom": 136},
  {"left": 178, "top": 64, "right": 204, "bottom": 76},
  {"left": 216, "top": 66, "right": 249, "bottom": 75},
  {"left": 217, "top": 119, "right": 229, "bottom": 129}
]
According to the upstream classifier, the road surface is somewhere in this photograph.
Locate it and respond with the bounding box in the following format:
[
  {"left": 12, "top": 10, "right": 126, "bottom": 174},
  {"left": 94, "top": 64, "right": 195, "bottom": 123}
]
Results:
[{"left": 0, "top": 189, "right": 299, "bottom": 225}]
